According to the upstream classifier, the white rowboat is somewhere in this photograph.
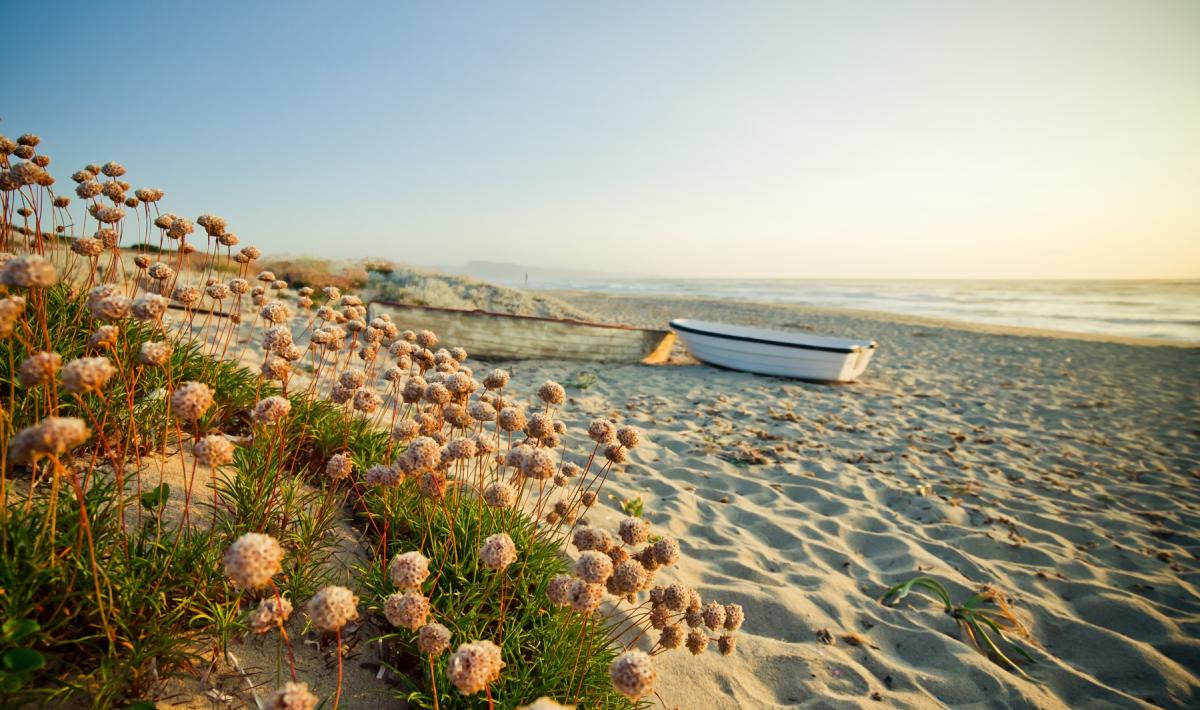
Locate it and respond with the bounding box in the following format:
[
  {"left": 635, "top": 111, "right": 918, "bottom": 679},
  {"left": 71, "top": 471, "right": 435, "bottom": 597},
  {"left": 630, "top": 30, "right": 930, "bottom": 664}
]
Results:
[{"left": 669, "top": 319, "right": 877, "bottom": 382}]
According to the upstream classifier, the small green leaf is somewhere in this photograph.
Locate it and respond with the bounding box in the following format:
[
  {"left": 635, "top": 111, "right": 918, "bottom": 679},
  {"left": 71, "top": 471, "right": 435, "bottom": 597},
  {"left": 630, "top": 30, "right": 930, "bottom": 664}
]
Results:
[
  {"left": 2, "top": 647, "right": 45, "bottom": 673},
  {"left": 140, "top": 482, "right": 170, "bottom": 510},
  {"left": 1, "top": 619, "right": 39, "bottom": 644}
]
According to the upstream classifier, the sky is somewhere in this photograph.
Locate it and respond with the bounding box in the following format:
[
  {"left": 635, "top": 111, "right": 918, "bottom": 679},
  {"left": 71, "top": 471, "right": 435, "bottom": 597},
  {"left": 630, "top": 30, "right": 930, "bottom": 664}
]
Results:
[{"left": 3, "top": 1, "right": 1198, "bottom": 279}]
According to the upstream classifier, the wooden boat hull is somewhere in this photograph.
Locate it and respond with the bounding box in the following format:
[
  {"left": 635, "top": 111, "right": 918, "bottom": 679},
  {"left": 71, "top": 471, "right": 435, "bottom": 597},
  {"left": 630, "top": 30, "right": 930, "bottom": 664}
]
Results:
[
  {"left": 670, "top": 319, "right": 877, "bottom": 382},
  {"left": 368, "top": 301, "right": 675, "bottom": 363}
]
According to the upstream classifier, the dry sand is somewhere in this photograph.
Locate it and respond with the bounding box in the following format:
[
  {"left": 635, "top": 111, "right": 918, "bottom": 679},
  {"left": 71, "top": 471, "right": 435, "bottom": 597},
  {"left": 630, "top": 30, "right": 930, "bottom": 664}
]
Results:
[{"left": 475, "top": 290, "right": 1199, "bottom": 709}]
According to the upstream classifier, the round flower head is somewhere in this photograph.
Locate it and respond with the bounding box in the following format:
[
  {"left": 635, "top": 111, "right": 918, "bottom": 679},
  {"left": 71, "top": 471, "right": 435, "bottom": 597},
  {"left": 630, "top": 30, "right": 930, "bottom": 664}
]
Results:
[
  {"left": 0, "top": 296, "right": 27, "bottom": 339},
  {"left": 99, "top": 160, "right": 125, "bottom": 177},
  {"left": 537, "top": 380, "right": 566, "bottom": 405},
  {"left": 194, "top": 434, "right": 235, "bottom": 467},
  {"left": 418, "top": 622, "right": 452, "bottom": 656},
  {"left": 171, "top": 286, "right": 200, "bottom": 307},
  {"left": 415, "top": 330, "right": 437, "bottom": 349},
  {"left": 171, "top": 381, "right": 214, "bottom": 421},
  {"left": 618, "top": 517, "right": 650, "bottom": 546},
  {"left": 418, "top": 471, "right": 447, "bottom": 500},
  {"left": 481, "top": 369, "right": 510, "bottom": 391},
  {"left": 389, "top": 551, "right": 430, "bottom": 590},
  {"left": 308, "top": 585, "right": 359, "bottom": 633},
  {"left": 166, "top": 216, "right": 193, "bottom": 239},
  {"left": 2, "top": 255, "right": 58, "bottom": 288},
  {"left": 702, "top": 601, "right": 727, "bottom": 631},
  {"left": 61, "top": 357, "right": 115, "bottom": 394},
  {"left": 686, "top": 628, "right": 709, "bottom": 655},
  {"left": 147, "top": 262, "right": 174, "bottom": 281},
  {"left": 253, "top": 395, "right": 291, "bottom": 424},
  {"left": 260, "top": 356, "right": 290, "bottom": 382},
  {"left": 259, "top": 301, "right": 292, "bottom": 324},
  {"left": 262, "top": 325, "right": 292, "bottom": 352},
  {"left": 652, "top": 537, "right": 681, "bottom": 566},
  {"left": 568, "top": 579, "right": 604, "bottom": 614},
  {"left": 445, "top": 437, "right": 476, "bottom": 461},
  {"left": 581, "top": 491, "right": 597, "bottom": 507},
  {"left": 716, "top": 634, "right": 737, "bottom": 656},
  {"left": 572, "top": 526, "right": 611, "bottom": 553},
  {"left": 663, "top": 584, "right": 690, "bottom": 611},
  {"left": 587, "top": 419, "right": 616, "bottom": 444},
  {"left": 325, "top": 453, "right": 353, "bottom": 481},
  {"left": 91, "top": 295, "right": 131, "bottom": 322},
  {"left": 339, "top": 369, "right": 366, "bottom": 389},
  {"left": 574, "top": 551, "right": 614, "bottom": 584},
  {"left": 525, "top": 412, "right": 554, "bottom": 440},
  {"left": 391, "top": 420, "right": 419, "bottom": 443},
  {"left": 479, "top": 533, "right": 517, "bottom": 572},
  {"left": 609, "top": 651, "right": 655, "bottom": 700},
  {"left": 364, "top": 464, "right": 401, "bottom": 487},
  {"left": 91, "top": 205, "right": 125, "bottom": 224},
  {"left": 482, "top": 481, "right": 517, "bottom": 509},
  {"left": 497, "top": 406, "right": 526, "bottom": 433},
  {"left": 133, "top": 293, "right": 169, "bottom": 321},
  {"left": 616, "top": 426, "right": 642, "bottom": 448},
  {"left": 405, "top": 437, "right": 442, "bottom": 471},
  {"left": 18, "top": 351, "right": 62, "bottom": 388},
  {"left": 545, "top": 574, "right": 574, "bottom": 607},
  {"left": 139, "top": 341, "right": 172, "bottom": 367},
  {"left": 264, "top": 682, "right": 317, "bottom": 710},
  {"left": 352, "top": 387, "right": 381, "bottom": 413},
  {"left": 251, "top": 595, "right": 293, "bottom": 634},
  {"left": 384, "top": 591, "right": 430, "bottom": 630},
  {"left": 71, "top": 237, "right": 104, "bottom": 258},
  {"left": 521, "top": 448, "right": 556, "bottom": 480},
  {"left": 88, "top": 325, "right": 119, "bottom": 350},
  {"left": 8, "top": 417, "right": 91, "bottom": 464},
  {"left": 609, "top": 560, "right": 647, "bottom": 595},
  {"left": 446, "top": 640, "right": 504, "bottom": 695},
  {"left": 603, "top": 444, "right": 627, "bottom": 464},
  {"left": 659, "top": 623, "right": 685, "bottom": 649},
  {"left": 228, "top": 277, "right": 250, "bottom": 294},
  {"left": 224, "top": 532, "right": 283, "bottom": 590}
]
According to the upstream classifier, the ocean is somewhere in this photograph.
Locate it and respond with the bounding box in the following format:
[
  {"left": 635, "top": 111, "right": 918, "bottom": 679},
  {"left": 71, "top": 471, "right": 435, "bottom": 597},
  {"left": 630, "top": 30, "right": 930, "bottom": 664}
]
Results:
[{"left": 522, "top": 277, "right": 1200, "bottom": 343}]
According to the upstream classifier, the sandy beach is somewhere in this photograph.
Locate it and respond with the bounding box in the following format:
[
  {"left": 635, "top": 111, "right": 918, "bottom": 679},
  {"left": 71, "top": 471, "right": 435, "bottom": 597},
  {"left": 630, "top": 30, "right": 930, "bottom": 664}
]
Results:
[{"left": 449, "top": 289, "right": 1200, "bottom": 709}]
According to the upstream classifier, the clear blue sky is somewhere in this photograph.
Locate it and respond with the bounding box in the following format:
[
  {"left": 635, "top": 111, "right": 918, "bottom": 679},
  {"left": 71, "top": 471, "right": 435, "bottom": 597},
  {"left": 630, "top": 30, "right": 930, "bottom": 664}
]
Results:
[{"left": 4, "top": 1, "right": 1197, "bottom": 279}]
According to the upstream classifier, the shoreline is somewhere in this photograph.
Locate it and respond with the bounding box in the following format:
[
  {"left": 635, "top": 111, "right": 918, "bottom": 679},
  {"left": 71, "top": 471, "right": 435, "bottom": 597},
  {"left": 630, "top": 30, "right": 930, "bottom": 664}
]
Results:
[{"left": 540, "top": 288, "right": 1199, "bottom": 349}]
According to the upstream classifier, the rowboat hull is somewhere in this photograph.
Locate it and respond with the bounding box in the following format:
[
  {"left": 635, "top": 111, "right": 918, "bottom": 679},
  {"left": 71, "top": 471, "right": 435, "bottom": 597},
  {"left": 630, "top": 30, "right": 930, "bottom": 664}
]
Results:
[
  {"left": 369, "top": 301, "right": 675, "bottom": 364},
  {"left": 670, "top": 319, "right": 877, "bottom": 382}
]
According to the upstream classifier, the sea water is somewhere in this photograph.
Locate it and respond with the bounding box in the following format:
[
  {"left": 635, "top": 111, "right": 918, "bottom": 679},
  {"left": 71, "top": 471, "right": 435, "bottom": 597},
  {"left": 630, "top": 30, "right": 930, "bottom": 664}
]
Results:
[{"left": 529, "top": 278, "right": 1200, "bottom": 343}]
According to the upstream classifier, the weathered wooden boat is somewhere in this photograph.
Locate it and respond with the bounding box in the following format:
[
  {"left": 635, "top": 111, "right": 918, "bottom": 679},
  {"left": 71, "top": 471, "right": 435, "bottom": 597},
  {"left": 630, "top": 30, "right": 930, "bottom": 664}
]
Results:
[
  {"left": 368, "top": 300, "right": 676, "bottom": 363},
  {"left": 669, "top": 318, "right": 877, "bottom": 382}
]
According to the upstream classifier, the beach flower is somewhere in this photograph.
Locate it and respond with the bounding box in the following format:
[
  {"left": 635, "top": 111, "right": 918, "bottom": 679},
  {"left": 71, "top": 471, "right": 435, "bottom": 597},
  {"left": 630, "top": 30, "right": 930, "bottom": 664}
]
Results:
[
  {"left": 618, "top": 517, "right": 650, "bottom": 546},
  {"left": 91, "top": 295, "right": 131, "bottom": 322},
  {"left": 171, "top": 381, "right": 214, "bottom": 421},
  {"left": 572, "top": 526, "right": 611, "bottom": 553},
  {"left": 587, "top": 419, "right": 616, "bottom": 444},
  {"left": 603, "top": 444, "right": 627, "bottom": 464},
  {"left": 609, "top": 651, "right": 656, "bottom": 700},
  {"left": 652, "top": 537, "right": 681, "bottom": 566},
  {"left": 415, "top": 330, "right": 437, "bottom": 349},
  {"left": 171, "top": 286, "right": 200, "bottom": 307},
  {"left": 419, "top": 622, "right": 452, "bottom": 656},
  {"left": 384, "top": 591, "right": 430, "bottom": 630},
  {"left": 251, "top": 595, "right": 293, "bottom": 633},
  {"left": 580, "top": 491, "right": 597, "bottom": 507},
  {"left": 446, "top": 640, "right": 504, "bottom": 695},
  {"left": 574, "top": 551, "right": 614, "bottom": 584},
  {"left": 718, "top": 634, "right": 737, "bottom": 655},
  {"left": 609, "top": 560, "right": 647, "bottom": 596},
  {"left": 538, "top": 380, "right": 566, "bottom": 405},
  {"left": 649, "top": 602, "right": 671, "bottom": 629},
  {"left": 18, "top": 352, "right": 62, "bottom": 388},
  {"left": 224, "top": 532, "right": 283, "bottom": 590},
  {"left": 616, "top": 426, "right": 641, "bottom": 449},
  {"left": 2, "top": 255, "right": 57, "bottom": 288},
  {"left": 521, "top": 448, "right": 556, "bottom": 480},
  {"left": 0, "top": 297, "right": 25, "bottom": 338},
  {"left": 482, "top": 481, "right": 517, "bottom": 508},
  {"left": 326, "top": 453, "right": 353, "bottom": 481},
  {"left": 260, "top": 356, "right": 290, "bottom": 382},
  {"left": 264, "top": 682, "right": 317, "bottom": 710},
  {"left": 568, "top": 579, "right": 604, "bottom": 613},
  {"left": 497, "top": 406, "right": 526, "bottom": 433},
  {"left": 194, "top": 434, "right": 235, "bottom": 467},
  {"left": 479, "top": 533, "right": 517, "bottom": 572},
  {"left": 133, "top": 293, "right": 169, "bottom": 321},
  {"left": 260, "top": 301, "right": 291, "bottom": 324},
  {"left": 445, "top": 437, "right": 476, "bottom": 461},
  {"left": 71, "top": 238, "right": 104, "bottom": 258},
  {"left": 724, "top": 603, "right": 745, "bottom": 632},
  {"left": 389, "top": 550, "right": 430, "bottom": 590},
  {"left": 262, "top": 325, "right": 292, "bottom": 352},
  {"left": 686, "top": 628, "right": 708, "bottom": 655},
  {"left": 547, "top": 574, "right": 574, "bottom": 606},
  {"left": 365, "top": 464, "right": 401, "bottom": 487},
  {"left": 8, "top": 417, "right": 90, "bottom": 464},
  {"left": 253, "top": 395, "right": 291, "bottom": 424},
  {"left": 659, "top": 623, "right": 685, "bottom": 649},
  {"left": 308, "top": 585, "right": 359, "bottom": 633},
  {"left": 702, "top": 601, "right": 727, "bottom": 631},
  {"left": 391, "top": 420, "right": 419, "bottom": 443},
  {"left": 418, "top": 471, "right": 447, "bottom": 500},
  {"left": 139, "top": 341, "right": 172, "bottom": 367},
  {"left": 61, "top": 356, "right": 116, "bottom": 394},
  {"left": 663, "top": 584, "right": 689, "bottom": 611}
]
